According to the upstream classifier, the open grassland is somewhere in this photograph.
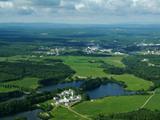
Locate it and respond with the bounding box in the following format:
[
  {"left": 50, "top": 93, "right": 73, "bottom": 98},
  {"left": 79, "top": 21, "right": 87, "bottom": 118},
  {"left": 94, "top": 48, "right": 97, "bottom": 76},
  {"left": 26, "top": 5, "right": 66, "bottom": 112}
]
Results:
[
  {"left": 112, "top": 74, "right": 153, "bottom": 91},
  {"left": 144, "top": 94, "right": 160, "bottom": 110},
  {"left": 4, "top": 77, "right": 40, "bottom": 90},
  {"left": 73, "top": 95, "right": 149, "bottom": 117},
  {"left": 145, "top": 88, "right": 160, "bottom": 110},
  {"left": 52, "top": 56, "right": 125, "bottom": 78},
  {"left": 50, "top": 106, "right": 86, "bottom": 120},
  {"left": 0, "top": 87, "right": 17, "bottom": 93},
  {"left": 103, "top": 56, "right": 125, "bottom": 68},
  {"left": 0, "top": 55, "right": 125, "bottom": 78},
  {"left": 44, "top": 92, "right": 160, "bottom": 119},
  {"left": 57, "top": 56, "right": 108, "bottom": 77}
]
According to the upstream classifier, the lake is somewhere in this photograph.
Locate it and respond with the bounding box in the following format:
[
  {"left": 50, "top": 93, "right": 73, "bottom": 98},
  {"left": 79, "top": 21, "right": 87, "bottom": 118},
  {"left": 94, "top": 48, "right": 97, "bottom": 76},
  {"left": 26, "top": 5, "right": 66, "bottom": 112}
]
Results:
[{"left": 39, "top": 81, "right": 134, "bottom": 99}]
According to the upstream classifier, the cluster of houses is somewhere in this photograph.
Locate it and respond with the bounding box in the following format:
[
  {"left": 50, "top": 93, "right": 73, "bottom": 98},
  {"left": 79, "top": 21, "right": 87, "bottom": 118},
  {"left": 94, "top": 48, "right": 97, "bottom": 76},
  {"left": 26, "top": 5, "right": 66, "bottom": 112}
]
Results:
[
  {"left": 84, "top": 46, "right": 125, "bottom": 55},
  {"left": 53, "top": 89, "right": 82, "bottom": 106},
  {"left": 137, "top": 43, "right": 160, "bottom": 47},
  {"left": 84, "top": 46, "right": 114, "bottom": 54},
  {"left": 34, "top": 46, "right": 63, "bottom": 56},
  {"left": 143, "top": 50, "right": 160, "bottom": 55}
]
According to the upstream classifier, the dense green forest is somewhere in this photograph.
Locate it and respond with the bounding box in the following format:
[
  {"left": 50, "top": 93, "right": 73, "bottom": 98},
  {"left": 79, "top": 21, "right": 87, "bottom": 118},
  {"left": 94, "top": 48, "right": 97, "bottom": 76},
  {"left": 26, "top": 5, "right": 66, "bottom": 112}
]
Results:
[
  {"left": 94, "top": 109, "right": 160, "bottom": 120},
  {"left": 123, "top": 56, "right": 160, "bottom": 81},
  {"left": 0, "top": 61, "right": 75, "bottom": 84}
]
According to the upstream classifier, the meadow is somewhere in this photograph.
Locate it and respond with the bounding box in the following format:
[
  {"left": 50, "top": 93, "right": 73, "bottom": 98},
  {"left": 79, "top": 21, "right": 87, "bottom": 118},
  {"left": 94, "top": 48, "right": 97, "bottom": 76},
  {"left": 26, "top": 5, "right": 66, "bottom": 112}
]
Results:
[
  {"left": 73, "top": 95, "right": 150, "bottom": 117},
  {"left": 112, "top": 74, "right": 153, "bottom": 91},
  {"left": 0, "top": 55, "right": 153, "bottom": 93},
  {"left": 0, "top": 87, "right": 17, "bottom": 93},
  {"left": 4, "top": 77, "right": 41, "bottom": 90},
  {"left": 54, "top": 56, "right": 125, "bottom": 78},
  {"left": 48, "top": 90, "right": 160, "bottom": 119}
]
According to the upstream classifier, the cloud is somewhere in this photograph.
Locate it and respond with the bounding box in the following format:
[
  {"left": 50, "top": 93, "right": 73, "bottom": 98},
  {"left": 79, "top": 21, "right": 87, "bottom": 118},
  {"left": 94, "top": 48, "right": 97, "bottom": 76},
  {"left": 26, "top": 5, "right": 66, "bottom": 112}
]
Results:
[
  {"left": 18, "top": 6, "right": 35, "bottom": 15},
  {"left": 1, "top": 0, "right": 160, "bottom": 15},
  {"left": 32, "top": 0, "right": 60, "bottom": 7},
  {"left": 75, "top": 3, "right": 85, "bottom": 11},
  {"left": 0, "top": 1, "right": 13, "bottom": 9},
  {"left": 0, "top": 0, "right": 160, "bottom": 23}
]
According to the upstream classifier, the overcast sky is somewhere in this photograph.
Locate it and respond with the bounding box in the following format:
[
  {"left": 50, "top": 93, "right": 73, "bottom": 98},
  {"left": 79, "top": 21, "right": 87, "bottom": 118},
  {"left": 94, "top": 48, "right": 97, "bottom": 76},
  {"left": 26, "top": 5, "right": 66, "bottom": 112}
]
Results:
[{"left": 0, "top": 0, "right": 160, "bottom": 24}]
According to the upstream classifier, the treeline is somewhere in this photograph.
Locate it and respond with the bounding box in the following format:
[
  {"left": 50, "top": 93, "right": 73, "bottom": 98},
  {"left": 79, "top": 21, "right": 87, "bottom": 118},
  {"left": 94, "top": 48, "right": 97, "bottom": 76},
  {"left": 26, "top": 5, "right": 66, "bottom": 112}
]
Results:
[
  {"left": 0, "top": 84, "right": 34, "bottom": 92},
  {"left": 94, "top": 109, "right": 160, "bottom": 120},
  {"left": 0, "top": 61, "right": 75, "bottom": 83},
  {"left": 0, "top": 90, "right": 60, "bottom": 117},
  {"left": 0, "top": 90, "right": 23, "bottom": 102},
  {"left": 123, "top": 56, "right": 160, "bottom": 81},
  {"left": 62, "top": 50, "right": 112, "bottom": 57},
  {"left": 102, "top": 63, "right": 125, "bottom": 75},
  {"left": 102, "top": 55, "right": 160, "bottom": 82}
]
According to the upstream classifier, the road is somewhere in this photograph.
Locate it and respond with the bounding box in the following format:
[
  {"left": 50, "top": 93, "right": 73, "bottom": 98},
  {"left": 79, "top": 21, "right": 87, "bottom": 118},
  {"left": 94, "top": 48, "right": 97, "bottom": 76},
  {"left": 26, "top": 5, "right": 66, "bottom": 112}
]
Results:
[
  {"left": 62, "top": 105, "right": 91, "bottom": 120},
  {"left": 140, "top": 91, "right": 156, "bottom": 109}
]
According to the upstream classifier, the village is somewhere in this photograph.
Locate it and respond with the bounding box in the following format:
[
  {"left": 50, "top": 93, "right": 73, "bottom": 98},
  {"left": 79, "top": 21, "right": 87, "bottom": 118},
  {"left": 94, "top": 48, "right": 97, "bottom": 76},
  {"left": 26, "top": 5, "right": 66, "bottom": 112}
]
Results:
[
  {"left": 83, "top": 46, "right": 125, "bottom": 55},
  {"left": 33, "top": 46, "right": 65, "bottom": 57}
]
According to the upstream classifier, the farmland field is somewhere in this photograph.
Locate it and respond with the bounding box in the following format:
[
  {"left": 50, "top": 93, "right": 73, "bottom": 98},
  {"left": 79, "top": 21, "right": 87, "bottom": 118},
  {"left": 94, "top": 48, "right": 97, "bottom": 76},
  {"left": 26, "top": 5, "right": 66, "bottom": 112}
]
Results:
[
  {"left": 0, "top": 87, "right": 17, "bottom": 93},
  {"left": 50, "top": 106, "right": 86, "bottom": 120},
  {"left": 4, "top": 77, "right": 40, "bottom": 90},
  {"left": 112, "top": 74, "right": 153, "bottom": 91},
  {"left": 53, "top": 56, "right": 125, "bottom": 78},
  {"left": 145, "top": 89, "right": 160, "bottom": 110},
  {"left": 73, "top": 95, "right": 150, "bottom": 117}
]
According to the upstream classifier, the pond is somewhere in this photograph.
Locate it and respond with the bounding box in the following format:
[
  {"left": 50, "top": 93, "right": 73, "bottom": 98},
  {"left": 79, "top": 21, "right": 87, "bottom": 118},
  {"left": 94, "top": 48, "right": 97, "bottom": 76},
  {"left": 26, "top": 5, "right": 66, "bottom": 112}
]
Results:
[
  {"left": 39, "top": 81, "right": 134, "bottom": 99},
  {"left": 87, "top": 83, "right": 135, "bottom": 99}
]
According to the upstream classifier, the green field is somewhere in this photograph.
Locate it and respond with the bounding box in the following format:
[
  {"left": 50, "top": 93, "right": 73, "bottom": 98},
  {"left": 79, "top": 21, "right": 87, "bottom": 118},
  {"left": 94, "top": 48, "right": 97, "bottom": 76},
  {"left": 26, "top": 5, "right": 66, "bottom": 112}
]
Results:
[
  {"left": 145, "top": 89, "right": 160, "bottom": 110},
  {"left": 0, "top": 55, "right": 125, "bottom": 78},
  {"left": 73, "top": 95, "right": 149, "bottom": 117},
  {"left": 50, "top": 106, "right": 85, "bottom": 120},
  {"left": 0, "top": 87, "right": 18, "bottom": 93},
  {"left": 4, "top": 77, "right": 40, "bottom": 90},
  {"left": 103, "top": 56, "right": 125, "bottom": 68},
  {"left": 48, "top": 92, "right": 160, "bottom": 119},
  {"left": 52, "top": 56, "right": 125, "bottom": 78},
  {"left": 59, "top": 56, "right": 107, "bottom": 77},
  {"left": 145, "top": 94, "right": 160, "bottom": 110},
  {"left": 112, "top": 74, "right": 153, "bottom": 91}
]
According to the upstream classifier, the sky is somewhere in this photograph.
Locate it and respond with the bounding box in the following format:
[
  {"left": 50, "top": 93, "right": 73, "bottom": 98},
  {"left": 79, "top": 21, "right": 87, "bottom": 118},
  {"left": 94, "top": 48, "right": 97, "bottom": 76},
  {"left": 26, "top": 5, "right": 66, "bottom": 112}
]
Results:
[{"left": 0, "top": 0, "right": 160, "bottom": 24}]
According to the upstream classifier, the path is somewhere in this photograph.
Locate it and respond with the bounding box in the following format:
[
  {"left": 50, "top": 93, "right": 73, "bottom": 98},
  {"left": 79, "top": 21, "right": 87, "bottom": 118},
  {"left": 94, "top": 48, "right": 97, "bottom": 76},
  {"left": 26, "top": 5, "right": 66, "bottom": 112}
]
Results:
[
  {"left": 52, "top": 104, "right": 59, "bottom": 112},
  {"left": 140, "top": 91, "right": 156, "bottom": 109},
  {"left": 62, "top": 105, "right": 91, "bottom": 120}
]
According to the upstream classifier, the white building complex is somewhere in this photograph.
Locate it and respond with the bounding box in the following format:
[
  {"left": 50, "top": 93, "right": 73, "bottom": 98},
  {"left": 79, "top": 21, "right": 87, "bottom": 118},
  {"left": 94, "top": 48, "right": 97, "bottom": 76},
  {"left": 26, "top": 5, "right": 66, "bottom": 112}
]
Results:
[{"left": 53, "top": 89, "right": 81, "bottom": 106}]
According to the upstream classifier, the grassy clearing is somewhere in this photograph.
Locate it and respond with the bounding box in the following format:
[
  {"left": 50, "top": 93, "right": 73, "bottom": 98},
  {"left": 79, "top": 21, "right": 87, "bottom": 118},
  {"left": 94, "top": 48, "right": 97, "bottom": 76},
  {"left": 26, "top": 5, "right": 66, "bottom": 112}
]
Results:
[
  {"left": 58, "top": 56, "right": 107, "bottom": 77},
  {"left": 0, "top": 55, "right": 125, "bottom": 78},
  {"left": 145, "top": 89, "right": 160, "bottom": 110},
  {"left": 103, "top": 56, "right": 125, "bottom": 68},
  {"left": 0, "top": 87, "right": 17, "bottom": 93},
  {"left": 112, "top": 74, "right": 153, "bottom": 91},
  {"left": 50, "top": 106, "right": 86, "bottom": 120},
  {"left": 73, "top": 95, "right": 149, "bottom": 117},
  {"left": 51, "top": 56, "right": 125, "bottom": 78},
  {"left": 4, "top": 77, "right": 40, "bottom": 90}
]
